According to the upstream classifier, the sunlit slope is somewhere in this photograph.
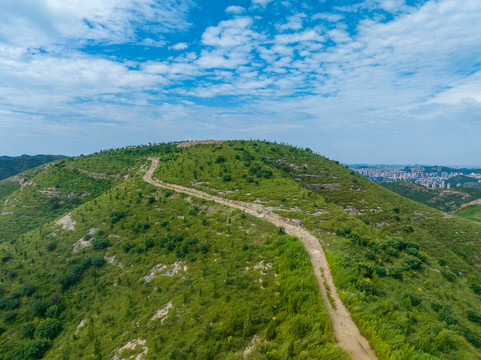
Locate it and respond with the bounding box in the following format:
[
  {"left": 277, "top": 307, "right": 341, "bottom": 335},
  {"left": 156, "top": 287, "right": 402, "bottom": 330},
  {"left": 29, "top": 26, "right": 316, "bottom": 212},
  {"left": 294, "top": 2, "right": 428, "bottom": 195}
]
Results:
[
  {"left": 0, "top": 155, "right": 137, "bottom": 241},
  {"left": 152, "top": 140, "right": 481, "bottom": 359},
  {"left": 0, "top": 145, "right": 347, "bottom": 360},
  {"left": 455, "top": 204, "right": 481, "bottom": 223}
]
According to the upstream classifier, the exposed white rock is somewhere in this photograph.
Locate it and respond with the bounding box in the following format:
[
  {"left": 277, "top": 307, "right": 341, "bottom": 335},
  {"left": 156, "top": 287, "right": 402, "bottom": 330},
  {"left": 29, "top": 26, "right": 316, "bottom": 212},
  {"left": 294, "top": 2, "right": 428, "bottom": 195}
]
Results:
[
  {"left": 113, "top": 339, "right": 148, "bottom": 360},
  {"left": 143, "top": 262, "right": 186, "bottom": 283},
  {"left": 151, "top": 301, "right": 173, "bottom": 322},
  {"left": 56, "top": 214, "right": 76, "bottom": 231}
]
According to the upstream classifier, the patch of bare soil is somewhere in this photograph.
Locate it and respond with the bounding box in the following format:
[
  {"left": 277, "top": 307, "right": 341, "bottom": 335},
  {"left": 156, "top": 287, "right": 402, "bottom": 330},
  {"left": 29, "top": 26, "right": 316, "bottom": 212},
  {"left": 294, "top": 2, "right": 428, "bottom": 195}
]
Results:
[{"left": 143, "top": 157, "right": 378, "bottom": 360}]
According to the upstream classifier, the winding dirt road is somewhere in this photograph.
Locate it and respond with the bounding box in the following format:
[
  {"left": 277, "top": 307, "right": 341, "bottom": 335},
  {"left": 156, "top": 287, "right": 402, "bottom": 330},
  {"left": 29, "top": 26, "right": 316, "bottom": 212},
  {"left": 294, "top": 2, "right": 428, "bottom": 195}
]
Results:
[{"left": 144, "top": 157, "right": 378, "bottom": 360}]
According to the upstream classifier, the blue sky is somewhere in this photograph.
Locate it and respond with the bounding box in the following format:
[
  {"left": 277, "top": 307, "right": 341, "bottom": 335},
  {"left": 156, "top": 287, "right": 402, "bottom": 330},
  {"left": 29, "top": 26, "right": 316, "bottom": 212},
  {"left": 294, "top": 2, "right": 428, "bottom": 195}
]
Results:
[{"left": 0, "top": 0, "right": 480, "bottom": 165}]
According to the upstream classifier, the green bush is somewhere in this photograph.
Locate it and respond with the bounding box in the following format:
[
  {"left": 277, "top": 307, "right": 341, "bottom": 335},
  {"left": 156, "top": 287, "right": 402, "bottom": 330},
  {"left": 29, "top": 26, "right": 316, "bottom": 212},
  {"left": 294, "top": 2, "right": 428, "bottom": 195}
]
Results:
[
  {"left": 441, "top": 269, "right": 457, "bottom": 282},
  {"left": 22, "top": 323, "right": 36, "bottom": 339},
  {"left": 91, "top": 238, "right": 111, "bottom": 250},
  {"left": 22, "top": 284, "right": 36, "bottom": 297},
  {"left": 90, "top": 256, "right": 106, "bottom": 268},
  {"left": 32, "top": 300, "right": 51, "bottom": 318},
  {"left": 46, "top": 242, "right": 57, "bottom": 252},
  {"left": 22, "top": 339, "right": 51, "bottom": 359},
  {"left": 467, "top": 310, "right": 481, "bottom": 324},
  {"left": 34, "top": 318, "right": 62, "bottom": 340}
]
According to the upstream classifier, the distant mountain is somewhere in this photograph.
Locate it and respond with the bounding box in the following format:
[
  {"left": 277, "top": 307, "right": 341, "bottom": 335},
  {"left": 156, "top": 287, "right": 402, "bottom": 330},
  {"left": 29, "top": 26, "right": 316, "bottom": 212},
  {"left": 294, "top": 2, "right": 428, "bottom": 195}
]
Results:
[
  {"left": 446, "top": 175, "right": 481, "bottom": 190},
  {"left": 380, "top": 181, "right": 481, "bottom": 212},
  {"left": 0, "top": 155, "right": 66, "bottom": 181}
]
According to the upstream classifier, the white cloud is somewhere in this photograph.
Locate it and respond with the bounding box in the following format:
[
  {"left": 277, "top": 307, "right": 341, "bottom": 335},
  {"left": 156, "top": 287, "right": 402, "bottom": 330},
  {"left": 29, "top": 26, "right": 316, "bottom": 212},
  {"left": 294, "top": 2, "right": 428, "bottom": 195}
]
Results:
[
  {"left": 312, "top": 13, "right": 344, "bottom": 22},
  {"left": 172, "top": 42, "right": 188, "bottom": 50},
  {"left": 0, "top": 0, "right": 193, "bottom": 50},
  {"left": 202, "top": 17, "right": 257, "bottom": 47},
  {"left": 277, "top": 13, "right": 306, "bottom": 31},
  {"left": 252, "top": 0, "right": 274, "bottom": 7},
  {"left": 226, "top": 6, "right": 245, "bottom": 14},
  {"left": 275, "top": 30, "right": 324, "bottom": 44}
]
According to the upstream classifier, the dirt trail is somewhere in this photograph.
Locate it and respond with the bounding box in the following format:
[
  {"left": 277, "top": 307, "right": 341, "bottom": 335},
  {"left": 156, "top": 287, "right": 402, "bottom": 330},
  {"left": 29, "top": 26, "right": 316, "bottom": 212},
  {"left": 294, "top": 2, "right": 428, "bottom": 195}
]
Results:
[{"left": 143, "top": 157, "right": 378, "bottom": 360}]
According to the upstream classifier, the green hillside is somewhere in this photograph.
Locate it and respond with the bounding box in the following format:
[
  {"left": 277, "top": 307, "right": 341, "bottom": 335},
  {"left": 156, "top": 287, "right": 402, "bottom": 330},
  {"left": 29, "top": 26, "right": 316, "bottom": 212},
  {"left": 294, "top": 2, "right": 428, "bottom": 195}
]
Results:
[
  {"left": 0, "top": 155, "right": 66, "bottom": 181},
  {"left": 380, "top": 181, "right": 481, "bottom": 212},
  {"left": 455, "top": 205, "right": 481, "bottom": 223},
  {"left": 0, "top": 141, "right": 481, "bottom": 360},
  {"left": 0, "top": 144, "right": 347, "bottom": 360}
]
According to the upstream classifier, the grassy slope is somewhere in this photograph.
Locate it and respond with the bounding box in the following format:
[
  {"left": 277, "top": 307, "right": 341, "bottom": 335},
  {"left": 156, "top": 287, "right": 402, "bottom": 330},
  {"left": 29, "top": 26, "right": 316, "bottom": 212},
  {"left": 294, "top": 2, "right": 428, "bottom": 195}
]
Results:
[
  {"left": 0, "top": 145, "right": 347, "bottom": 360},
  {"left": 380, "top": 181, "right": 481, "bottom": 212},
  {"left": 151, "top": 140, "right": 481, "bottom": 360},
  {"left": 455, "top": 205, "right": 481, "bottom": 223},
  {"left": 0, "top": 155, "right": 66, "bottom": 181}
]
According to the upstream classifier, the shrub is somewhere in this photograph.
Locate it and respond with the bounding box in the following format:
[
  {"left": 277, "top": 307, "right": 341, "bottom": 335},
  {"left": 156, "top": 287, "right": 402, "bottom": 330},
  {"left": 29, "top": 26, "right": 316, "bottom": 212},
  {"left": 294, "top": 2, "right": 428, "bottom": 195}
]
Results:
[
  {"left": 439, "top": 309, "right": 458, "bottom": 325},
  {"left": 91, "top": 238, "right": 111, "bottom": 251},
  {"left": 467, "top": 310, "right": 481, "bottom": 324},
  {"left": 46, "top": 242, "right": 57, "bottom": 252},
  {"left": 374, "top": 266, "right": 387, "bottom": 277},
  {"left": 22, "top": 339, "right": 51, "bottom": 359},
  {"left": 58, "top": 272, "right": 81, "bottom": 290},
  {"left": 223, "top": 175, "right": 232, "bottom": 182},
  {"left": 389, "top": 264, "right": 404, "bottom": 280},
  {"left": 471, "top": 283, "right": 481, "bottom": 295},
  {"left": 22, "top": 284, "right": 36, "bottom": 297},
  {"left": 90, "top": 257, "right": 106, "bottom": 268},
  {"left": 404, "top": 255, "right": 422, "bottom": 270},
  {"left": 441, "top": 269, "right": 457, "bottom": 282},
  {"left": 22, "top": 323, "right": 36, "bottom": 339},
  {"left": 34, "top": 318, "right": 62, "bottom": 340},
  {"left": 144, "top": 238, "right": 155, "bottom": 249},
  {"left": 32, "top": 300, "right": 51, "bottom": 318},
  {"left": 0, "top": 297, "right": 20, "bottom": 310},
  {"left": 3, "top": 311, "right": 17, "bottom": 323},
  {"left": 431, "top": 302, "right": 443, "bottom": 312},
  {"left": 404, "top": 293, "right": 421, "bottom": 307},
  {"left": 110, "top": 211, "right": 126, "bottom": 225}
]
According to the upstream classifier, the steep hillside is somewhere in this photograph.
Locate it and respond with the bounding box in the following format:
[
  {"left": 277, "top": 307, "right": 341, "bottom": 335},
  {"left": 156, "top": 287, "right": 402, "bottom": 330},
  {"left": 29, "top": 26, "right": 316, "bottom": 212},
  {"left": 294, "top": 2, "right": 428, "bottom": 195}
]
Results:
[
  {"left": 0, "top": 155, "right": 66, "bottom": 181},
  {"left": 151, "top": 140, "right": 481, "bottom": 359},
  {"left": 0, "top": 144, "right": 347, "bottom": 360},
  {"left": 1, "top": 140, "right": 481, "bottom": 360},
  {"left": 380, "top": 181, "right": 481, "bottom": 212}
]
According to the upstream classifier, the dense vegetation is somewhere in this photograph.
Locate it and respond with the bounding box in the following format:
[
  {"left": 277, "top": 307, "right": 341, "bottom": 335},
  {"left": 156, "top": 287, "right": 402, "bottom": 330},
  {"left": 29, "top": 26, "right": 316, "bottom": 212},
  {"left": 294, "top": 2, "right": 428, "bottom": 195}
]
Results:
[
  {"left": 0, "top": 144, "right": 348, "bottom": 359},
  {"left": 0, "top": 155, "right": 66, "bottom": 181},
  {"left": 380, "top": 181, "right": 481, "bottom": 212},
  {"left": 1, "top": 140, "right": 480, "bottom": 359},
  {"left": 151, "top": 141, "right": 481, "bottom": 359}
]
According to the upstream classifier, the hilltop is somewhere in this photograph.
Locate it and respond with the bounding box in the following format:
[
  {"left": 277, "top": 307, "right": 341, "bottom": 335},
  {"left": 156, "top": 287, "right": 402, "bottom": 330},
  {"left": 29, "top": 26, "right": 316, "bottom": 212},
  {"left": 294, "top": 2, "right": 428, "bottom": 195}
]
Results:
[{"left": 0, "top": 141, "right": 480, "bottom": 360}]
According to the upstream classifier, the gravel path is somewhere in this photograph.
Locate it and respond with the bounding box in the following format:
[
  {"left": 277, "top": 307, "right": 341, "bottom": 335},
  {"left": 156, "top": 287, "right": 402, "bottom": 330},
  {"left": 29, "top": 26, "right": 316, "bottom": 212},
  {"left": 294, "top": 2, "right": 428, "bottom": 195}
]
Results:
[{"left": 144, "top": 157, "right": 378, "bottom": 360}]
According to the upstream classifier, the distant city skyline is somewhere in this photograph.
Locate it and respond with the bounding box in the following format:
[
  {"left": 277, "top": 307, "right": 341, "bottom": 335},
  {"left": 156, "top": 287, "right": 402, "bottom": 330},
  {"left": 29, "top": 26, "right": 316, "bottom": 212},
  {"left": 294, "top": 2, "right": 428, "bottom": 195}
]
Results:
[{"left": 0, "top": 1, "right": 480, "bottom": 164}]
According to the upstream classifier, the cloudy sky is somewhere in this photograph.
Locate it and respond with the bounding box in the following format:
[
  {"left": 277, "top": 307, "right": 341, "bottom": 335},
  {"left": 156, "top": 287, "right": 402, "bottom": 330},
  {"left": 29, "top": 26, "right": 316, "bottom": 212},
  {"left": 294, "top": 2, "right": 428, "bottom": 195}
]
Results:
[{"left": 0, "top": 0, "right": 480, "bottom": 165}]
